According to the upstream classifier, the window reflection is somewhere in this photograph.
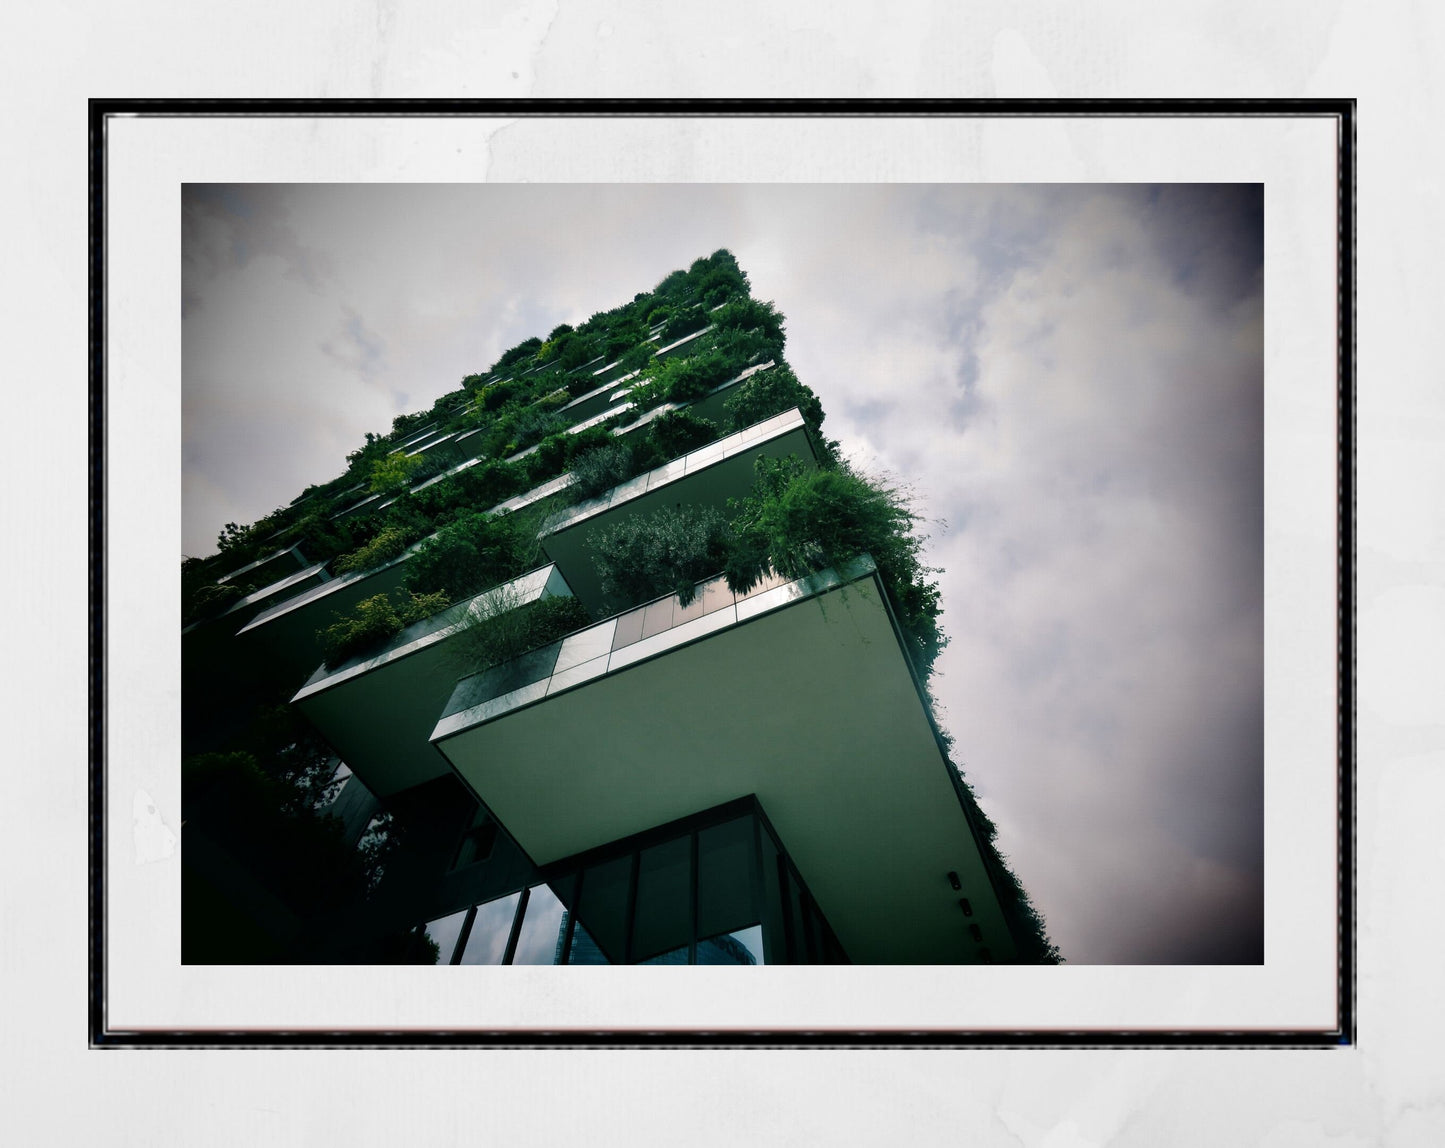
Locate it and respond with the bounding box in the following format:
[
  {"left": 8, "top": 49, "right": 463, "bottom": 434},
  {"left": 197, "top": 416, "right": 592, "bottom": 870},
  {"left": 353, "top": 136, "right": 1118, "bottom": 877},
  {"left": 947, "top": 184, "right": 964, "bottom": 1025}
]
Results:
[
  {"left": 697, "top": 924, "right": 763, "bottom": 966},
  {"left": 511, "top": 884, "right": 568, "bottom": 965},
  {"left": 563, "top": 920, "right": 610, "bottom": 965},
  {"left": 459, "top": 892, "right": 521, "bottom": 965},
  {"left": 422, "top": 908, "right": 468, "bottom": 965}
]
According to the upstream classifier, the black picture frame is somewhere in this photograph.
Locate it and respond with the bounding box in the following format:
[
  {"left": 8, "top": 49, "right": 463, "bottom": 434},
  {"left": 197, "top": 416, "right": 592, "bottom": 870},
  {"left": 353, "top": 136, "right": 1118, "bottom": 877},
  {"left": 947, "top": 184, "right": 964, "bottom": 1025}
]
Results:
[{"left": 89, "top": 97, "right": 1355, "bottom": 1048}]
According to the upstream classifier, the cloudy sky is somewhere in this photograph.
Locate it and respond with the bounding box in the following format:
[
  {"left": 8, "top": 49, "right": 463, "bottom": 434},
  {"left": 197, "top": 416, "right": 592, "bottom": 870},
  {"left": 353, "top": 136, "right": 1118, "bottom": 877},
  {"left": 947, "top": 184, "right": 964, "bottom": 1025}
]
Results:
[{"left": 183, "top": 183, "right": 1263, "bottom": 964}]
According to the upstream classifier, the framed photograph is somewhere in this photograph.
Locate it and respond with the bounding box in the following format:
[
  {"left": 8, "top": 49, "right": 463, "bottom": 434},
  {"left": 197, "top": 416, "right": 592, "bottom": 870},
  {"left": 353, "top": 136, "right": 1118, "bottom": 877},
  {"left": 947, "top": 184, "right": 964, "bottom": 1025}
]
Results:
[{"left": 92, "top": 100, "right": 1352, "bottom": 1046}]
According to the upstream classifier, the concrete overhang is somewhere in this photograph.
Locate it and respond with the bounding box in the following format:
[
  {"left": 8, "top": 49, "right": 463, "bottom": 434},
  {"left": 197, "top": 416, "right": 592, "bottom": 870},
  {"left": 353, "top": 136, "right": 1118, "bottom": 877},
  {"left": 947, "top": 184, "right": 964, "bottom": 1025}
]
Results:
[
  {"left": 609, "top": 361, "right": 777, "bottom": 439},
  {"left": 653, "top": 325, "right": 712, "bottom": 361},
  {"left": 404, "top": 430, "right": 459, "bottom": 457},
  {"left": 216, "top": 544, "right": 309, "bottom": 587},
  {"left": 537, "top": 407, "right": 817, "bottom": 615},
  {"left": 235, "top": 548, "right": 422, "bottom": 683},
  {"left": 560, "top": 376, "right": 636, "bottom": 424},
  {"left": 431, "top": 557, "right": 1012, "bottom": 964},
  {"left": 293, "top": 564, "right": 572, "bottom": 799}
]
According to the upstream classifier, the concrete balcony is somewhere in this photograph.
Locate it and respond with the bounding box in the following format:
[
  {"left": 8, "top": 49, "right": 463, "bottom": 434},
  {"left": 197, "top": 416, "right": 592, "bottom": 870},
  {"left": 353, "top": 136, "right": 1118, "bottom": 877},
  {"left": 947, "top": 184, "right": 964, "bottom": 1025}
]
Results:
[
  {"left": 215, "top": 543, "right": 311, "bottom": 587},
  {"left": 430, "top": 556, "right": 1013, "bottom": 965},
  {"left": 293, "top": 564, "right": 572, "bottom": 799},
  {"left": 537, "top": 406, "right": 818, "bottom": 615}
]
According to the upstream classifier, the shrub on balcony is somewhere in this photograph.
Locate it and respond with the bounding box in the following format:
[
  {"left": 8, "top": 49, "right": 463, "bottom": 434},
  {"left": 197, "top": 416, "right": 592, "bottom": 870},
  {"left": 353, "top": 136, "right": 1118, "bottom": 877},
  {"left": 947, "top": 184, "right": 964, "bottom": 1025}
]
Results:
[
  {"left": 403, "top": 510, "right": 530, "bottom": 601},
  {"left": 589, "top": 504, "right": 733, "bottom": 608},
  {"left": 618, "top": 340, "right": 656, "bottom": 374},
  {"left": 725, "top": 456, "right": 946, "bottom": 678},
  {"left": 185, "top": 581, "right": 246, "bottom": 624},
  {"left": 712, "top": 296, "right": 784, "bottom": 347},
  {"left": 569, "top": 441, "right": 637, "bottom": 500},
  {"left": 449, "top": 592, "right": 593, "bottom": 677},
  {"left": 723, "top": 362, "right": 824, "bottom": 435},
  {"left": 643, "top": 408, "right": 720, "bottom": 462},
  {"left": 660, "top": 304, "right": 708, "bottom": 343},
  {"left": 490, "top": 405, "right": 567, "bottom": 457},
  {"left": 493, "top": 337, "right": 542, "bottom": 372},
  {"left": 654, "top": 268, "right": 690, "bottom": 299},
  {"left": 451, "top": 458, "right": 531, "bottom": 512},
  {"left": 318, "top": 589, "right": 450, "bottom": 668},
  {"left": 331, "top": 499, "right": 432, "bottom": 575},
  {"left": 368, "top": 450, "right": 423, "bottom": 494},
  {"left": 603, "top": 320, "right": 649, "bottom": 362}
]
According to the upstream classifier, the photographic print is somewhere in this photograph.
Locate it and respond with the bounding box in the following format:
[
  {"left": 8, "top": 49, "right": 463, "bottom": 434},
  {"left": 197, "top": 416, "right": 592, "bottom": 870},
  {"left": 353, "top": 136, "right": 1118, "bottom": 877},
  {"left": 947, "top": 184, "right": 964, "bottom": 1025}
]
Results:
[{"left": 96, "top": 105, "right": 1347, "bottom": 1043}]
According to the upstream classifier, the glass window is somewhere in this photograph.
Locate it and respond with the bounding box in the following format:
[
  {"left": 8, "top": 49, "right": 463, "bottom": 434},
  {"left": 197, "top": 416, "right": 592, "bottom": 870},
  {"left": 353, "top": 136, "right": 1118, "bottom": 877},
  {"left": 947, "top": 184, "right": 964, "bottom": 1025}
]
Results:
[
  {"left": 574, "top": 855, "right": 631, "bottom": 963},
  {"left": 458, "top": 892, "right": 521, "bottom": 965},
  {"left": 696, "top": 924, "right": 763, "bottom": 966},
  {"left": 697, "top": 816, "right": 756, "bottom": 941},
  {"left": 421, "top": 908, "right": 469, "bottom": 965},
  {"left": 452, "top": 811, "right": 497, "bottom": 870},
  {"left": 511, "top": 884, "right": 569, "bottom": 965},
  {"left": 564, "top": 920, "right": 610, "bottom": 965},
  {"left": 757, "top": 826, "right": 787, "bottom": 966},
  {"left": 631, "top": 837, "right": 692, "bottom": 963},
  {"left": 639, "top": 945, "right": 689, "bottom": 965}
]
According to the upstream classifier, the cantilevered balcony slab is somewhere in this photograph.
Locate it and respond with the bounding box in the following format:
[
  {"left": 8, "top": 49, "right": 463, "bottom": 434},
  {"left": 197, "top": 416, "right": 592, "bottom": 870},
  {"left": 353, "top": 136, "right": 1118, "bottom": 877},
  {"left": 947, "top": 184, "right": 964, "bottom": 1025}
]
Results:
[
  {"left": 293, "top": 564, "right": 572, "bottom": 799},
  {"left": 537, "top": 406, "right": 817, "bottom": 615},
  {"left": 235, "top": 546, "right": 423, "bottom": 686},
  {"left": 432, "top": 558, "right": 1014, "bottom": 965},
  {"left": 216, "top": 543, "right": 311, "bottom": 587}
]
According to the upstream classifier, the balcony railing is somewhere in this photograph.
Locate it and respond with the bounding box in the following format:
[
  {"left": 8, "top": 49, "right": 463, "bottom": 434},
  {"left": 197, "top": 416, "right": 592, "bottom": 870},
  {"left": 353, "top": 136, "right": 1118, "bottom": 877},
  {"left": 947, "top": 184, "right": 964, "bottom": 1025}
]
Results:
[{"left": 432, "top": 555, "right": 875, "bottom": 741}]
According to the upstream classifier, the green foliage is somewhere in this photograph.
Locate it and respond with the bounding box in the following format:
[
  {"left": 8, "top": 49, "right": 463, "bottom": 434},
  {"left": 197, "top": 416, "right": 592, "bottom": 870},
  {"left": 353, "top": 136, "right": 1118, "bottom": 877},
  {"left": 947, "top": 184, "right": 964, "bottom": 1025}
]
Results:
[
  {"left": 391, "top": 410, "right": 431, "bottom": 438},
  {"left": 691, "top": 252, "right": 750, "bottom": 309},
  {"left": 589, "top": 504, "right": 733, "bottom": 608},
  {"left": 368, "top": 449, "right": 423, "bottom": 494},
  {"left": 449, "top": 593, "right": 593, "bottom": 677},
  {"left": 618, "top": 340, "right": 656, "bottom": 373},
  {"left": 450, "top": 458, "right": 531, "bottom": 512},
  {"left": 570, "top": 441, "right": 637, "bottom": 499},
  {"left": 491, "top": 405, "right": 567, "bottom": 457},
  {"left": 318, "top": 589, "right": 450, "bottom": 668},
  {"left": 565, "top": 373, "right": 599, "bottom": 398},
  {"left": 345, "top": 430, "right": 391, "bottom": 473},
  {"left": 629, "top": 347, "right": 743, "bottom": 413},
  {"left": 601, "top": 319, "right": 647, "bottom": 360},
  {"left": 186, "top": 581, "right": 245, "bottom": 623},
  {"left": 712, "top": 296, "right": 784, "bottom": 348},
  {"left": 332, "top": 523, "right": 414, "bottom": 575},
  {"left": 493, "top": 336, "right": 542, "bottom": 372},
  {"left": 409, "top": 441, "right": 466, "bottom": 484},
  {"left": 479, "top": 378, "right": 523, "bottom": 412},
  {"left": 725, "top": 456, "right": 946, "bottom": 677},
  {"left": 216, "top": 520, "right": 256, "bottom": 559},
  {"left": 660, "top": 304, "right": 708, "bottom": 343},
  {"left": 644, "top": 408, "right": 720, "bottom": 462},
  {"left": 723, "top": 362, "right": 824, "bottom": 435},
  {"left": 654, "top": 268, "right": 690, "bottom": 298},
  {"left": 403, "top": 510, "right": 531, "bottom": 600}
]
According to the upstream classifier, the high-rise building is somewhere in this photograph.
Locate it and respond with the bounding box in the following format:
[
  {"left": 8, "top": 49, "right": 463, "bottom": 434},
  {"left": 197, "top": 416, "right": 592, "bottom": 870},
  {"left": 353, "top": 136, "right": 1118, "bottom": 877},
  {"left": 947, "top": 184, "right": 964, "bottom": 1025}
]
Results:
[{"left": 181, "top": 251, "right": 1054, "bottom": 966}]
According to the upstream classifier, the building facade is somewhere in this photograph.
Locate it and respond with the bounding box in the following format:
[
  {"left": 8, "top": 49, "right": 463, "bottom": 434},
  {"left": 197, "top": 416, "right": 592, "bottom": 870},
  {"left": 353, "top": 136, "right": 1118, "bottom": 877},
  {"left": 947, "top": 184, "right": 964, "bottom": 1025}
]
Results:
[{"left": 181, "top": 252, "right": 1052, "bottom": 965}]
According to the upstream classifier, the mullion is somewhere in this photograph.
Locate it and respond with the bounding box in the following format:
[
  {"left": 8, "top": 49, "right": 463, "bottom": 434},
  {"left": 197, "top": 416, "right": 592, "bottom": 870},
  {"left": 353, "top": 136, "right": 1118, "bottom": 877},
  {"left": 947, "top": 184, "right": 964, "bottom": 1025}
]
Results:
[{"left": 501, "top": 887, "right": 530, "bottom": 965}]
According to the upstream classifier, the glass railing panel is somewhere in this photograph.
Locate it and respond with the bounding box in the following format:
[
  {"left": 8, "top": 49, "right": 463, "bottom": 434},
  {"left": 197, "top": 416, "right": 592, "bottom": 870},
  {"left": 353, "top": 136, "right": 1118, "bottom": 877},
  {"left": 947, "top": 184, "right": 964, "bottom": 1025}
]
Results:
[
  {"left": 553, "top": 616, "right": 617, "bottom": 674},
  {"left": 640, "top": 596, "right": 674, "bottom": 639},
  {"left": 610, "top": 604, "right": 647, "bottom": 651}
]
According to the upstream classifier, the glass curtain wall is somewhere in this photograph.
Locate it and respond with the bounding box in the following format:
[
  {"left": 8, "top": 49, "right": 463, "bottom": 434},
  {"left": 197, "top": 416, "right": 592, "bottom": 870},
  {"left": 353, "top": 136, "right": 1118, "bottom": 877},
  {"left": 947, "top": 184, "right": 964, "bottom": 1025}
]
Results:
[{"left": 414, "top": 797, "right": 846, "bottom": 965}]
